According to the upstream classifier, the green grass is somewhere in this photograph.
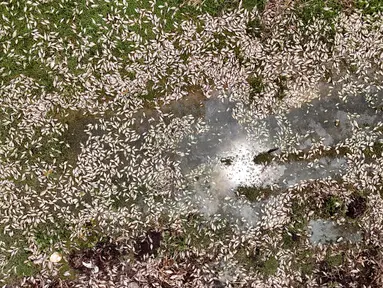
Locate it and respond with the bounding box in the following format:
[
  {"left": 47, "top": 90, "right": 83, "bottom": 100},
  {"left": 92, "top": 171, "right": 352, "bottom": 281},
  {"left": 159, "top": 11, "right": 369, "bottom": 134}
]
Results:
[
  {"left": 242, "top": 0, "right": 266, "bottom": 12},
  {"left": 34, "top": 218, "right": 105, "bottom": 252},
  {"left": 34, "top": 222, "right": 72, "bottom": 252},
  {"left": 289, "top": 249, "right": 316, "bottom": 280},
  {"left": 160, "top": 215, "right": 213, "bottom": 257},
  {"left": 3, "top": 249, "right": 38, "bottom": 282},
  {"left": 299, "top": 250, "right": 315, "bottom": 276},
  {"left": 323, "top": 195, "right": 345, "bottom": 218},
  {"left": 57, "top": 261, "right": 78, "bottom": 281},
  {"left": 295, "top": 0, "right": 343, "bottom": 24},
  {"left": 259, "top": 256, "right": 278, "bottom": 277},
  {"left": 235, "top": 245, "right": 279, "bottom": 278},
  {"left": 235, "top": 246, "right": 266, "bottom": 271},
  {"left": 363, "top": 142, "right": 383, "bottom": 160},
  {"left": 200, "top": 0, "right": 237, "bottom": 16},
  {"left": 325, "top": 252, "right": 344, "bottom": 268},
  {"left": 355, "top": 0, "right": 383, "bottom": 14},
  {"left": 289, "top": 199, "right": 310, "bottom": 234},
  {"left": 282, "top": 229, "right": 301, "bottom": 249},
  {"left": 248, "top": 75, "right": 264, "bottom": 102},
  {"left": 0, "top": 228, "right": 38, "bottom": 283},
  {"left": 0, "top": 0, "right": 201, "bottom": 89}
]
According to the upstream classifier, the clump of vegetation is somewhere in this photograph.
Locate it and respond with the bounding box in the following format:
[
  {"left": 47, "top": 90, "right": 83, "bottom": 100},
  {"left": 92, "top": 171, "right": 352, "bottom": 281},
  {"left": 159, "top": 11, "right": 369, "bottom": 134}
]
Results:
[
  {"left": 325, "top": 253, "right": 344, "bottom": 267},
  {"left": 298, "top": 250, "right": 316, "bottom": 279},
  {"left": 363, "top": 142, "right": 383, "bottom": 160},
  {"left": 200, "top": 0, "right": 237, "bottom": 16},
  {"left": 289, "top": 199, "right": 310, "bottom": 235},
  {"left": 295, "top": 0, "right": 343, "bottom": 24},
  {"left": 212, "top": 32, "right": 228, "bottom": 51},
  {"left": 355, "top": 0, "right": 383, "bottom": 14},
  {"left": 287, "top": 247, "right": 316, "bottom": 283},
  {"left": 315, "top": 245, "right": 383, "bottom": 287},
  {"left": 138, "top": 79, "right": 159, "bottom": 101},
  {"left": 316, "top": 251, "right": 345, "bottom": 286},
  {"left": 3, "top": 249, "right": 38, "bottom": 283},
  {"left": 260, "top": 256, "right": 279, "bottom": 277},
  {"left": 323, "top": 195, "right": 345, "bottom": 218},
  {"left": 235, "top": 247, "right": 278, "bottom": 278},
  {"left": 34, "top": 224, "right": 71, "bottom": 251},
  {"left": 282, "top": 230, "right": 301, "bottom": 249},
  {"left": 242, "top": 0, "right": 266, "bottom": 12},
  {"left": 248, "top": 75, "right": 264, "bottom": 102}
]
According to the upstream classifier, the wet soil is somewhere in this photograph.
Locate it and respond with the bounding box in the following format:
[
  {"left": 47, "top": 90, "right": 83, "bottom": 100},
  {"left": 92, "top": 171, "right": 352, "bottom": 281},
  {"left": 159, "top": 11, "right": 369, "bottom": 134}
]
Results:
[
  {"left": 68, "top": 240, "right": 121, "bottom": 275},
  {"left": 134, "top": 230, "right": 162, "bottom": 260},
  {"left": 316, "top": 246, "right": 382, "bottom": 288},
  {"left": 346, "top": 195, "right": 367, "bottom": 219}
]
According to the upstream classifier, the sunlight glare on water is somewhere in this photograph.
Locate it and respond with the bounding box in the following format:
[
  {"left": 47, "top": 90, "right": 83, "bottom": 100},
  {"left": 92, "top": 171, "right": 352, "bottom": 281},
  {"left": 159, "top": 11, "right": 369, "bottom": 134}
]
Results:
[{"left": 219, "top": 138, "right": 264, "bottom": 189}]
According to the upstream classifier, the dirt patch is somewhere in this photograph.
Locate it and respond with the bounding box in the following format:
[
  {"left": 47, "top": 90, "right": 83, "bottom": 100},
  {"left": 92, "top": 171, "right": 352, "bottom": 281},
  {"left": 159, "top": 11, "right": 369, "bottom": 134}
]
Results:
[
  {"left": 68, "top": 240, "right": 121, "bottom": 275},
  {"left": 212, "top": 279, "right": 225, "bottom": 288},
  {"left": 131, "top": 85, "right": 206, "bottom": 134},
  {"left": 346, "top": 195, "right": 367, "bottom": 219},
  {"left": 134, "top": 230, "right": 162, "bottom": 260},
  {"left": 316, "top": 246, "right": 382, "bottom": 287},
  {"left": 62, "top": 110, "right": 100, "bottom": 155}
]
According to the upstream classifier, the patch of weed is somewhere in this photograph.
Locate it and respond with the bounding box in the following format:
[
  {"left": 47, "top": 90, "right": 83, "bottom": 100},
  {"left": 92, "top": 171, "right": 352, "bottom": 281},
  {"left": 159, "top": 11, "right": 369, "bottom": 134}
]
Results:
[
  {"left": 201, "top": 0, "right": 237, "bottom": 16},
  {"left": 248, "top": 75, "right": 264, "bottom": 102},
  {"left": 355, "top": 0, "right": 383, "bottom": 14},
  {"left": 363, "top": 142, "right": 383, "bottom": 159},
  {"left": 289, "top": 199, "right": 310, "bottom": 234},
  {"left": 282, "top": 229, "right": 301, "bottom": 249},
  {"left": 299, "top": 250, "right": 315, "bottom": 277},
  {"left": 3, "top": 249, "right": 38, "bottom": 281},
  {"left": 295, "top": 0, "right": 342, "bottom": 24},
  {"left": 242, "top": 0, "right": 266, "bottom": 12},
  {"left": 161, "top": 215, "right": 212, "bottom": 258},
  {"left": 138, "top": 79, "right": 160, "bottom": 101},
  {"left": 58, "top": 261, "right": 78, "bottom": 281},
  {"left": 235, "top": 246, "right": 262, "bottom": 269},
  {"left": 34, "top": 222, "right": 71, "bottom": 251},
  {"left": 325, "top": 253, "right": 343, "bottom": 267},
  {"left": 260, "top": 256, "right": 278, "bottom": 277},
  {"left": 323, "top": 195, "right": 345, "bottom": 218},
  {"left": 235, "top": 245, "right": 278, "bottom": 278}
]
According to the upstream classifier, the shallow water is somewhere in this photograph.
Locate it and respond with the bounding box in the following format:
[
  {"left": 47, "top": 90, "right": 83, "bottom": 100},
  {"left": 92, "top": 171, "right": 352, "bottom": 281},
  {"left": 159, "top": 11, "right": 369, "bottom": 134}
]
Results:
[
  {"left": 172, "top": 91, "right": 382, "bottom": 223},
  {"left": 179, "top": 93, "right": 382, "bottom": 192},
  {"left": 309, "top": 219, "right": 362, "bottom": 244}
]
